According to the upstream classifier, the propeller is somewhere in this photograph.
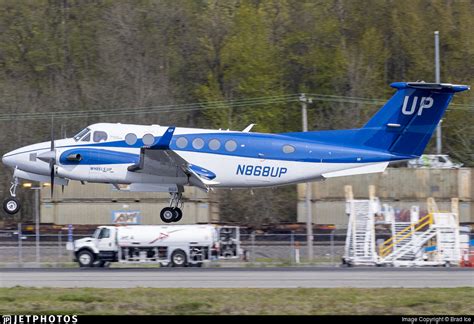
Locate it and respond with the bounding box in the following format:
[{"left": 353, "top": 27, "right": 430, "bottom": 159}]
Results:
[
  {"left": 49, "top": 117, "right": 56, "bottom": 198},
  {"left": 37, "top": 117, "right": 56, "bottom": 198}
]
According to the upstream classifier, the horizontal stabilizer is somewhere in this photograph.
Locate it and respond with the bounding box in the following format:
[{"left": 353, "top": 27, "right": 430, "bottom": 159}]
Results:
[
  {"left": 322, "top": 162, "right": 388, "bottom": 178},
  {"left": 391, "top": 82, "right": 470, "bottom": 92}
]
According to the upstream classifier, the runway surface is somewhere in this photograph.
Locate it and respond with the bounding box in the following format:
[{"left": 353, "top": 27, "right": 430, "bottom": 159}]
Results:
[{"left": 1, "top": 267, "right": 473, "bottom": 288}]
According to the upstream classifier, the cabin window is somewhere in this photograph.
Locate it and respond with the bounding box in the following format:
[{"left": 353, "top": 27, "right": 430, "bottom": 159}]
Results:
[
  {"left": 209, "top": 139, "right": 221, "bottom": 150},
  {"left": 93, "top": 131, "right": 108, "bottom": 143},
  {"left": 81, "top": 132, "right": 91, "bottom": 142},
  {"left": 125, "top": 133, "right": 137, "bottom": 146},
  {"left": 282, "top": 145, "right": 295, "bottom": 154},
  {"left": 98, "top": 228, "right": 110, "bottom": 239},
  {"left": 176, "top": 137, "right": 188, "bottom": 149},
  {"left": 225, "top": 140, "right": 237, "bottom": 152},
  {"left": 142, "top": 133, "right": 155, "bottom": 146},
  {"left": 73, "top": 128, "right": 90, "bottom": 141},
  {"left": 192, "top": 138, "right": 205, "bottom": 150}
]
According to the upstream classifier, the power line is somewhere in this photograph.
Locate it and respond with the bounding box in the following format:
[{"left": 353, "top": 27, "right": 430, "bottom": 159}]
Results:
[
  {"left": 0, "top": 95, "right": 300, "bottom": 121},
  {"left": 0, "top": 93, "right": 471, "bottom": 121},
  {"left": 0, "top": 94, "right": 299, "bottom": 118}
]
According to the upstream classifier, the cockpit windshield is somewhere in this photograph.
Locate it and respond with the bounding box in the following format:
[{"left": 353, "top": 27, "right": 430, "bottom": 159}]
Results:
[{"left": 73, "top": 128, "right": 91, "bottom": 142}]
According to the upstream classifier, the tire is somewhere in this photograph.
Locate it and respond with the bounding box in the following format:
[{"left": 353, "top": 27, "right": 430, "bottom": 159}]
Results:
[
  {"left": 172, "top": 208, "right": 183, "bottom": 222},
  {"left": 171, "top": 249, "right": 187, "bottom": 267},
  {"left": 77, "top": 250, "right": 95, "bottom": 267},
  {"left": 3, "top": 197, "right": 20, "bottom": 215},
  {"left": 160, "top": 207, "right": 175, "bottom": 223}
]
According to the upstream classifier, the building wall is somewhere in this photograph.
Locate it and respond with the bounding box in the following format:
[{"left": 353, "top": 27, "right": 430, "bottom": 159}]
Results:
[
  {"left": 297, "top": 168, "right": 473, "bottom": 227},
  {"left": 40, "top": 182, "right": 219, "bottom": 225}
]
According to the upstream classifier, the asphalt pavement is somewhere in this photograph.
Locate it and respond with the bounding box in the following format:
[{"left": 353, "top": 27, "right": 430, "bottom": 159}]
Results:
[{"left": 1, "top": 267, "right": 472, "bottom": 288}]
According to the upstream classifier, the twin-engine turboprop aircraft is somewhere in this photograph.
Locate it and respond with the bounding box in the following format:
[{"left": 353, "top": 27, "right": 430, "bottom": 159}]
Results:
[{"left": 1, "top": 82, "right": 469, "bottom": 222}]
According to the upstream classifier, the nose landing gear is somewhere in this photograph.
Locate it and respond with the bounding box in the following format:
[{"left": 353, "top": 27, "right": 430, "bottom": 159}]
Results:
[
  {"left": 160, "top": 191, "right": 183, "bottom": 223},
  {"left": 3, "top": 178, "right": 21, "bottom": 214}
]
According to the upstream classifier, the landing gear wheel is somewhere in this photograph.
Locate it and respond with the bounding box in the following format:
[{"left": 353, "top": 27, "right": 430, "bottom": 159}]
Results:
[
  {"left": 3, "top": 197, "right": 20, "bottom": 215},
  {"left": 172, "top": 208, "right": 183, "bottom": 222},
  {"left": 160, "top": 207, "right": 175, "bottom": 223},
  {"left": 171, "top": 249, "right": 187, "bottom": 267},
  {"left": 77, "top": 250, "right": 94, "bottom": 267}
]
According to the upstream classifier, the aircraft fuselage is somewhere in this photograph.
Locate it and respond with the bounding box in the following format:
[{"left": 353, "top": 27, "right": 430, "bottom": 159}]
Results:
[{"left": 2, "top": 124, "right": 400, "bottom": 189}]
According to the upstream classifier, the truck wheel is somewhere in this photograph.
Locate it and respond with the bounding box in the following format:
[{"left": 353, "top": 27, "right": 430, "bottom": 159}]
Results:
[
  {"left": 171, "top": 249, "right": 187, "bottom": 267},
  {"left": 77, "top": 250, "right": 94, "bottom": 267}
]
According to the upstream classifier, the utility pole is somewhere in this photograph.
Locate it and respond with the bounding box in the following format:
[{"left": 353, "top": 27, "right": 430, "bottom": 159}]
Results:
[
  {"left": 299, "top": 94, "right": 313, "bottom": 261},
  {"left": 434, "top": 31, "right": 442, "bottom": 155},
  {"left": 33, "top": 186, "right": 41, "bottom": 265}
]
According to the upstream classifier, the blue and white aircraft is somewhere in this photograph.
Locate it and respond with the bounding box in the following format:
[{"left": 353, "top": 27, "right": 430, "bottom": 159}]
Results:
[{"left": 2, "top": 82, "right": 469, "bottom": 222}]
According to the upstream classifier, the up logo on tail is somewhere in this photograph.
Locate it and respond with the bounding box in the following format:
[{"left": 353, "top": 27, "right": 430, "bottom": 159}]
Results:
[{"left": 401, "top": 96, "right": 434, "bottom": 116}]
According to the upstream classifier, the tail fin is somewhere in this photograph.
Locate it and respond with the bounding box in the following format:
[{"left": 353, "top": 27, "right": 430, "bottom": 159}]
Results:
[{"left": 361, "top": 82, "right": 469, "bottom": 157}]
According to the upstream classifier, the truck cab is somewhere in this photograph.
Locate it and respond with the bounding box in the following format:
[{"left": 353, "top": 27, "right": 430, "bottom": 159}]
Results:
[{"left": 70, "top": 226, "right": 117, "bottom": 267}]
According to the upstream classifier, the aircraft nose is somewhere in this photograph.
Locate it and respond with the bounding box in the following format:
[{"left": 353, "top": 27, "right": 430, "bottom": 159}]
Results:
[
  {"left": 2, "top": 152, "right": 15, "bottom": 168},
  {"left": 2, "top": 147, "right": 25, "bottom": 168}
]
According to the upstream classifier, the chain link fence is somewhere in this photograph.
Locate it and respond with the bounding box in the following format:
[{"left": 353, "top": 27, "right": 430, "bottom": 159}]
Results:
[{"left": 239, "top": 233, "right": 346, "bottom": 266}]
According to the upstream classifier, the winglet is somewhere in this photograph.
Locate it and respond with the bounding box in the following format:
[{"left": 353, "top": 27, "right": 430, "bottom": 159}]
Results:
[{"left": 150, "top": 127, "right": 175, "bottom": 149}]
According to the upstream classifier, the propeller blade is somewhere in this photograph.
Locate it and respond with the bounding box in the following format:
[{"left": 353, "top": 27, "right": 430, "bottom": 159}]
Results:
[
  {"left": 49, "top": 116, "right": 56, "bottom": 198},
  {"left": 50, "top": 162, "right": 55, "bottom": 198}
]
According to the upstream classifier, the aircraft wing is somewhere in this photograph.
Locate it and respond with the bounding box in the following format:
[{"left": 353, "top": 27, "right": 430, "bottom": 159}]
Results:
[{"left": 127, "top": 127, "right": 218, "bottom": 190}]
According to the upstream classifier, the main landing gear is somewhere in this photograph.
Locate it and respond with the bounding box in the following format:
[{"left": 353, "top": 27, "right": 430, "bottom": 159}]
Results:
[
  {"left": 160, "top": 192, "right": 183, "bottom": 223},
  {"left": 3, "top": 177, "right": 21, "bottom": 215}
]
